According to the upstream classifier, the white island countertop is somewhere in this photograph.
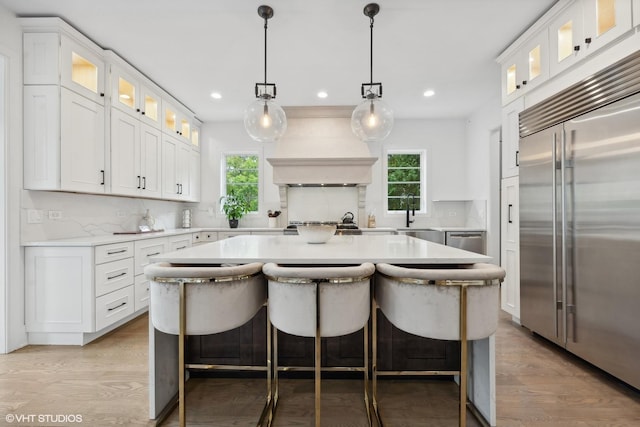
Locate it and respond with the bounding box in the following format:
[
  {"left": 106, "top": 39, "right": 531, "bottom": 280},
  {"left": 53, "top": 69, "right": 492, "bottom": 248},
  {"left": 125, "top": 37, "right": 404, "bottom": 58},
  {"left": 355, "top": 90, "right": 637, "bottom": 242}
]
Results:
[{"left": 150, "top": 234, "right": 491, "bottom": 265}]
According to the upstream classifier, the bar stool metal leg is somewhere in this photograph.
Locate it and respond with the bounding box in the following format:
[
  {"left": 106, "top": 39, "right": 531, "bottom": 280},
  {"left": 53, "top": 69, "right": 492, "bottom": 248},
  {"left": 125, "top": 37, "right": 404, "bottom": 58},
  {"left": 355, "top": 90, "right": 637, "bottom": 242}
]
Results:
[
  {"left": 178, "top": 280, "right": 186, "bottom": 427},
  {"left": 460, "top": 285, "right": 468, "bottom": 427}
]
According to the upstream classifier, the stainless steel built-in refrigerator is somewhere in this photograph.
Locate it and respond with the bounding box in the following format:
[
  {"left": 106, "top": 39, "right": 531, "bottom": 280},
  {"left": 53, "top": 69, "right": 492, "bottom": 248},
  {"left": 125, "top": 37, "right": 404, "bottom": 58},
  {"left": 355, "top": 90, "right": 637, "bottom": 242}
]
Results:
[{"left": 519, "top": 51, "right": 640, "bottom": 390}]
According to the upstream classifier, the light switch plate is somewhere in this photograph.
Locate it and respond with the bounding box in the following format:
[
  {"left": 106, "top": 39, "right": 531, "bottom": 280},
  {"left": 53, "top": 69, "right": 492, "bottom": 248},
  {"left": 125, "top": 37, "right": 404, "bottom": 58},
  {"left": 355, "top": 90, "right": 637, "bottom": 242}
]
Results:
[{"left": 27, "top": 209, "right": 43, "bottom": 224}]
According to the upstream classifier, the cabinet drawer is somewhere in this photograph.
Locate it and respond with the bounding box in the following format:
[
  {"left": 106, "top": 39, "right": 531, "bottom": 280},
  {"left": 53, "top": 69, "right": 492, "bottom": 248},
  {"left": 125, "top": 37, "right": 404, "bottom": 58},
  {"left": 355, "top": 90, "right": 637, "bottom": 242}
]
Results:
[
  {"left": 168, "top": 235, "right": 191, "bottom": 251},
  {"left": 134, "top": 274, "right": 150, "bottom": 311},
  {"left": 95, "top": 258, "right": 134, "bottom": 297},
  {"left": 96, "top": 285, "right": 135, "bottom": 331},
  {"left": 95, "top": 242, "right": 134, "bottom": 264},
  {"left": 134, "top": 237, "right": 167, "bottom": 276}
]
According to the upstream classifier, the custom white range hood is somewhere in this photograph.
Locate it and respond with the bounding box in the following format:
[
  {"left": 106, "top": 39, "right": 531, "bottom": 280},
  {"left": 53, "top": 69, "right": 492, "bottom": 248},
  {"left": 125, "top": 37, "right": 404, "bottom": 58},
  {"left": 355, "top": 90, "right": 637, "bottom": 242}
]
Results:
[
  {"left": 267, "top": 157, "right": 378, "bottom": 186},
  {"left": 266, "top": 107, "right": 378, "bottom": 186},
  {"left": 266, "top": 108, "right": 378, "bottom": 223}
]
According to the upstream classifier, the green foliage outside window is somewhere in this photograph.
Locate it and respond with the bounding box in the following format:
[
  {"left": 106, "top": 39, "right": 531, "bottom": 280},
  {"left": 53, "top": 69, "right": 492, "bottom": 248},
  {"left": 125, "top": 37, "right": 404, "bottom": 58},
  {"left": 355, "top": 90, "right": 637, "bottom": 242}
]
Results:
[
  {"left": 225, "top": 155, "right": 259, "bottom": 212},
  {"left": 387, "top": 153, "right": 422, "bottom": 211}
]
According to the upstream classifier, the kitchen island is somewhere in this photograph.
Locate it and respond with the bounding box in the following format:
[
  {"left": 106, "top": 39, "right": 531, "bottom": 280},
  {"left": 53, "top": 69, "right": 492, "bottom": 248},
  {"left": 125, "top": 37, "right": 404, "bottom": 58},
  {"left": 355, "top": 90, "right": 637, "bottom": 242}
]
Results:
[{"left": 148, "top": 234, "right": 497, "bottom": 425}]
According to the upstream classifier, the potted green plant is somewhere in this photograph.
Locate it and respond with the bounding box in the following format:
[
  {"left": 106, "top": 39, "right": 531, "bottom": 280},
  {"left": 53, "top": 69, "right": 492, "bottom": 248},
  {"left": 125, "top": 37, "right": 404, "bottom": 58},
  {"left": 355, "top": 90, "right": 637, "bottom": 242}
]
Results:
[{"left": 219, "top": 192, "right": 249, "bottom": 228}]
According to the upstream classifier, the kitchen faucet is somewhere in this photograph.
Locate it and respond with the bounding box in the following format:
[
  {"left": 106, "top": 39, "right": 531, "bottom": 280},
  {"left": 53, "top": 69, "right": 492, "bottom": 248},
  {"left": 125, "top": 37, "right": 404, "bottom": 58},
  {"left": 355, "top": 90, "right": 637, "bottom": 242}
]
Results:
[{"left": 405, "top": 194, "right": 415, "bottom": 228}]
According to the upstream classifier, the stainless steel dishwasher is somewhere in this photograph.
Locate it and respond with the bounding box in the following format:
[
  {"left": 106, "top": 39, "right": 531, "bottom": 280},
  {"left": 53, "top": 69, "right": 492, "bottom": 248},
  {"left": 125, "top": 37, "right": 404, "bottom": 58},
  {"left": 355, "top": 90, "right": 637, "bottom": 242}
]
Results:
[{"left": 445, "top": 231, "right": 486, "bottom": 255}]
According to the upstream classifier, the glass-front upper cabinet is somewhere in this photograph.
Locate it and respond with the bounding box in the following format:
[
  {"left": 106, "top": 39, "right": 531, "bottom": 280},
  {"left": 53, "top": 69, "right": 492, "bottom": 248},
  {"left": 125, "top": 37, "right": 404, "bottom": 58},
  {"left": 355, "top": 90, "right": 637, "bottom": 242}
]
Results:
[
  {"left": 163, "top": 99, "right": 193, "bottom": 142},
  {"left": 582, "top": 0, "right": 632, "bottom": 52},
  {"left": 110, "top": 65, "right": 138, "bottom": 115},
  {"left": 550, "top": 0, "right": 632, "bottom": 76},
  {"left": 140, "top": 85, "right": 162, "bottom": 129},
  {"left": 191, "top": 123, "right": 201, "bottom": 151},
  {"left": 501, "top": 30, "right": 548, "bottom": 105},
  {"left": 60, "top": 34, "right": 105, "bottom": 105}
]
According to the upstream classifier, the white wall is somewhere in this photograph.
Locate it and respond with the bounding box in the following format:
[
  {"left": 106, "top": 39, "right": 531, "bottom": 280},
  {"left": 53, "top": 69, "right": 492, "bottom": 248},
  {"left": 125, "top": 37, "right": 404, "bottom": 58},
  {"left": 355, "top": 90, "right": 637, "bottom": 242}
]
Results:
[
  {"left": 465, "top": 93, "right": 502, "bottom": 262},
  {"left": 197, "top": 117, "right": 479, "bottom": 230},
  {"left": 0, "top": 3, "right": 25, "bottom": 352}
]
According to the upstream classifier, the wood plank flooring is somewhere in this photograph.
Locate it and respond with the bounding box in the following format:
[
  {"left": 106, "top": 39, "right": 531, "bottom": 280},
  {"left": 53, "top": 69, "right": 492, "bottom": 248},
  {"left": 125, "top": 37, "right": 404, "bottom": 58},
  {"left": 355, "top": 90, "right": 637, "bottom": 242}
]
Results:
[{"left": 0, "top": 312, "right": 638, "bottom": 426}]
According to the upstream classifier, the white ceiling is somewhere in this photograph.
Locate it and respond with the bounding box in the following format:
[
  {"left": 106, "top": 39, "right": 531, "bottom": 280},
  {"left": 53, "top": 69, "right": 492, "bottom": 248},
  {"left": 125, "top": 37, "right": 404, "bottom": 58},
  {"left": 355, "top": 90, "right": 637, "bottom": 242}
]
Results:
[{"left": 0, "top": 0, "right": 557, "bottom": 122}]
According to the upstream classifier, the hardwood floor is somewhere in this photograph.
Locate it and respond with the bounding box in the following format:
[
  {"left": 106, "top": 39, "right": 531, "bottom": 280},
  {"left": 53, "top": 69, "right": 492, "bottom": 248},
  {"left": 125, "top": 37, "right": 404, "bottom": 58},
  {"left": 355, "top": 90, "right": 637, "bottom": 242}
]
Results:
[{"left": 0, "top": 312, "right": 638, "bottom": 426}]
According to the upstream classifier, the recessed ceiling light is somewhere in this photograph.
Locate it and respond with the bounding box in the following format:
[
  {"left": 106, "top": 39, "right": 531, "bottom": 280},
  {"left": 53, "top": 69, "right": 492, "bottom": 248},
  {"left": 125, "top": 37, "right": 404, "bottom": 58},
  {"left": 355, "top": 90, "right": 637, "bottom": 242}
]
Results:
[
  {"left": 423, "top": 89, "right": 435, "bottom": 97},
  {"left": 210, "top": 92, "right": 222, "bottom": 99},
  {"left": 317, "top": 91, "right": 328, "bottom": 99}
]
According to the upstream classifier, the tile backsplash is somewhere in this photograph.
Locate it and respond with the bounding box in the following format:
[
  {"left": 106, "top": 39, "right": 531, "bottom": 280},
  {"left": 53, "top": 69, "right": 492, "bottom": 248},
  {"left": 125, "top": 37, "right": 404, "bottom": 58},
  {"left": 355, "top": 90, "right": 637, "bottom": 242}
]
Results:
[{"left": 21, "top": 190, "right": 185, "bottom": 242}]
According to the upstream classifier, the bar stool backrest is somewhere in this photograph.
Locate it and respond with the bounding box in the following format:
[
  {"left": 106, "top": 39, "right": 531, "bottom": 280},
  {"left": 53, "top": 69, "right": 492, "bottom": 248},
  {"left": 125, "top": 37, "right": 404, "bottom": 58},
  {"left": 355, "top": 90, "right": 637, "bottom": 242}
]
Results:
[
  {"left": 144, "top": 262, "right": 266, "bottom": 335},
  {"left": 263, "top": 263, "right": 375, "bottom": 338},
  {"left": 375, "top": 263, "right": 506, "bottom": 341}
]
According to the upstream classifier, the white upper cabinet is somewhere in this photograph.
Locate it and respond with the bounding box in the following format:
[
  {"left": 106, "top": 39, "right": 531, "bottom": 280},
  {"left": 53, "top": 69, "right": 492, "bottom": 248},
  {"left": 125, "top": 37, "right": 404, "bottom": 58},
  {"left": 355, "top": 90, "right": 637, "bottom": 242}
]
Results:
[
  {"left": 501, "top": 30, "right": 549, "bottom": 105},
  {"left": 191, "top": 119, "right": 201, "bottom": 152},
  {"left": 162, "top": 99, "right": 191, "bottom": 142},
  {"left": 550, "top": 0, "right": 633, "bottom": 76},
  {"left": 109, "top": 62, "right": 162, "bottom": 130},
  {"left": 581, "top": 0, "right": 632, "bottom": 52},
  {"left": 60, "top": 34, "right": 106, "bottom": 104},
  {"left": 24, "top": 31, "right": 106, "bottom": 105}
]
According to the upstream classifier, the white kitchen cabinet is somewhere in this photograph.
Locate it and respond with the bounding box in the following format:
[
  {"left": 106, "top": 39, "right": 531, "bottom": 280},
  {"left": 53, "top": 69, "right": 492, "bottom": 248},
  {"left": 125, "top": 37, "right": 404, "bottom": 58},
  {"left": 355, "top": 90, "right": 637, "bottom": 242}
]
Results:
[
  {"left": 634, "top": 0, "right": 640, "bottom": 27},
  {"left": 501, "top": 30, "right": 549, "bottom": 105},
  {"left": 25, "top": 241, "right": 138, "bottom": 344},
  {"left": 500, "top": 176, "right": 520, "bottom": 320},
  {"left": 193, "top": 231, "right": 218, "bottom": 245},
  {"left": 191, "top": 120, "right": 201, "bottom": 152},
  {"left": 501, "top": 97, "right": 524, "bottom": 178},
  {"left": 163, "top": 99, "right": 192, "bottom": 143},
  {"left": 24, "top": 30, "right": 106, "bottom": 105},
  {"left": 109, "top": 61, "right": 162, "bottom": 130},
  {"left": 168, "top": 235, "right": 192, "bottom": 251},
  {"left": 134, "top": 237, "right": 167, "bottom": 276},
  {"left": 162, "top": 135, "right": 198, "bottom": 201},
  {"left": 550, "top": 0, "right": 633, "bottom": 76},
  {"left": 218, "top": 231, "right": 248, "bottom": 240},
  {"left": 111, "top": 108, "right": 162, "bottom": 198},
  {"left": 134, "top": 274, "right": 150, "bottom": 312},
  {"left": 24, "top": 83, "right": 106, "bottom": 193}
]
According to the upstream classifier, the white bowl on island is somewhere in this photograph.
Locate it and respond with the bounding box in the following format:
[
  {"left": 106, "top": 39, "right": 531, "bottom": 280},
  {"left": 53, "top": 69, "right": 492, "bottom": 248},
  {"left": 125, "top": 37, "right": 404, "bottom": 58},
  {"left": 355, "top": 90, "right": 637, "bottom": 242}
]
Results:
[{"left": 297, "top": 222, "right": 337, "bottom": 244}]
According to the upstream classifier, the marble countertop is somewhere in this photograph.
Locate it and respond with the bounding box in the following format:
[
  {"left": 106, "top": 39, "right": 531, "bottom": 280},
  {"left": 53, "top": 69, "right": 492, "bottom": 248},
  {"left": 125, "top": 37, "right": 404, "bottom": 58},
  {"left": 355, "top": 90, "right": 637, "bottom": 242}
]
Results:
[{"left": 150, "top": 234, "right": 491, "bottom": 265}]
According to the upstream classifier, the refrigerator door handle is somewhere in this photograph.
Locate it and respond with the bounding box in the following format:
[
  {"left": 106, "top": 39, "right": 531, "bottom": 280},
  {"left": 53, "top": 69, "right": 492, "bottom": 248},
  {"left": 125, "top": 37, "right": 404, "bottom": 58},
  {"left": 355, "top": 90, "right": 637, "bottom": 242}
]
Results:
[
  {"left": 552, "top": 133, "right": 559, "bottom": 339},
  {"left": 561, "top": 129, "right": 569, "bottom": 345}
]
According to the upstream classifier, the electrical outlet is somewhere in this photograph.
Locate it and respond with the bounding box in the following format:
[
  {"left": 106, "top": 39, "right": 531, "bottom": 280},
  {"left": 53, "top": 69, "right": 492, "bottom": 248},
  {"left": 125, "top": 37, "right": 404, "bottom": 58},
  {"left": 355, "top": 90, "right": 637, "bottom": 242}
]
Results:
[
  {"left": 48, "top": 210, "right": 62, "bottom": 220},
  {"left": 27, "top": 209, "right": 43, "bottom": 224}
]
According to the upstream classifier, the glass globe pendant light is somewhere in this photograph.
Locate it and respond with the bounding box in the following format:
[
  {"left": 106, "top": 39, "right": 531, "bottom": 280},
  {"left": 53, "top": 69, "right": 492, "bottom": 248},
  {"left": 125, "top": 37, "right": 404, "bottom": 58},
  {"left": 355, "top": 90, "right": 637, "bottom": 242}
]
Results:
[
  {"left": 244, "top": 5, "right": 287, "bottom": 142},
  {"left": 351, "top": 3, "right": 394, "bottom": 142}
]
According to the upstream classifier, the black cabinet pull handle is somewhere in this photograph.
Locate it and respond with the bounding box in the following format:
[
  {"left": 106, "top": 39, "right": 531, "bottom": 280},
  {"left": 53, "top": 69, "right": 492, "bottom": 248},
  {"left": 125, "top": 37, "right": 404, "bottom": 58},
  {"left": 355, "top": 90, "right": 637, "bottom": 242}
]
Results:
[
  {"left": 136, "top": 108, "right": 140, "bottom": 112},
  {"left": 107, "top": 272, "right": 127, "bottom": 280},
  {"left": 585, "top": 37, "right": 592, "bottom": 44},
  {"left": 516, "top": 150, "right": 520, "bottom": 167},
  {"left": 137, "top": 175, "right": 141, "bottom": 189},
  {"left": 574, "top": 45, "right": 580, "bottom": 52},
  {"left": 100, "top": 170, "right": 105, "bottom": 185},
  {"left": 176, "top": 246, "right": 187, "bottom": 250},
  {"left": 176, "top": 183, "right": 180, "bottom": 194},
  {"left": 107, "top": 301, "right": 127, "bottom": 312},
  {"left": 522, "top": 80, "right": 527, "bottom": 86},
  {"left": 142, "top": 176, "right": 146, "bottom": 189},
  {"left": 141, "top": 111, "right": 146, "bottom": 115},
  {"left": 100, "top": 93, "right": 105, "bottom": 97},
  {"left": 107, "top": 249, "right": 127, "bottom": 255},
  {"left": 516, "top": 84, "right": 521, "bottom": 90},
  {"left": 508, "top": 204, "right": 513, "bottom": 224},
  {"left": 147, "top": 252, "right": 161, "bottom": 257}
]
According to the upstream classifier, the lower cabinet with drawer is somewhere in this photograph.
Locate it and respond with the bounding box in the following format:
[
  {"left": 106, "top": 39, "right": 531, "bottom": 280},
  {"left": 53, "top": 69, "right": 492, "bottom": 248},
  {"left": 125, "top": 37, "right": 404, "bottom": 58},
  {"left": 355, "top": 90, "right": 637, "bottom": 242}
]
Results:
[{"left": 26, "top": 240, "right": 148, "bottom": 345}]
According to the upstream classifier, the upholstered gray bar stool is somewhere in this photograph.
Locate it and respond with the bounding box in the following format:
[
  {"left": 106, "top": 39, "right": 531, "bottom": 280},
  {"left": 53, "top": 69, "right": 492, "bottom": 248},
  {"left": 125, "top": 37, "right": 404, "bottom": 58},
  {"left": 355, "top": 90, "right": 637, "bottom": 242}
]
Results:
[
  {"left": 373, "top": 263, "right": 505, "bottom": 427},
  {"left": 263, "top": 262, "right": 376, "bottom": 427},
  {"left": 144, "top": 262, "right": 270, "bottom": 427}
]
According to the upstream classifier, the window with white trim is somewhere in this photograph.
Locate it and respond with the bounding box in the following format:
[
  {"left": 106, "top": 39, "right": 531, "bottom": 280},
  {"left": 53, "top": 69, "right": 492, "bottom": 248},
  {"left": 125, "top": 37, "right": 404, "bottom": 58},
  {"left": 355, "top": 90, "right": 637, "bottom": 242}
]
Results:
[
  {"left": 222, "top": 154, "right": 259, "bottom": 213},
  {"left": 385, "top": 150, "right": 426, "bottom": 213}
]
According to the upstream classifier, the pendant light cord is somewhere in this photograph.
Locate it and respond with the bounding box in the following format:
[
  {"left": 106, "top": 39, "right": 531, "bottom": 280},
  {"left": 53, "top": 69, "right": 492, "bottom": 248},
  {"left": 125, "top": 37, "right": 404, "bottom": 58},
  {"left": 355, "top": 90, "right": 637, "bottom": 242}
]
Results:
[
  {"left": 369, "top": 15, "right": 374, "bottom": 88},
  {"left": 264, "top": 17, "right": 268, "bottom": 88}
]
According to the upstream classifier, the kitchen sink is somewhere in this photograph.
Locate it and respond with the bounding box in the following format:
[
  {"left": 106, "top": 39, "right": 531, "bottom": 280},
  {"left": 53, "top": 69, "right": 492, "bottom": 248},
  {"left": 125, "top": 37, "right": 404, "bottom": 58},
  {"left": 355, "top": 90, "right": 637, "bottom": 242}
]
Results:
[{"left": 396, "top": 229, "right": 445, "bottom": 244}]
